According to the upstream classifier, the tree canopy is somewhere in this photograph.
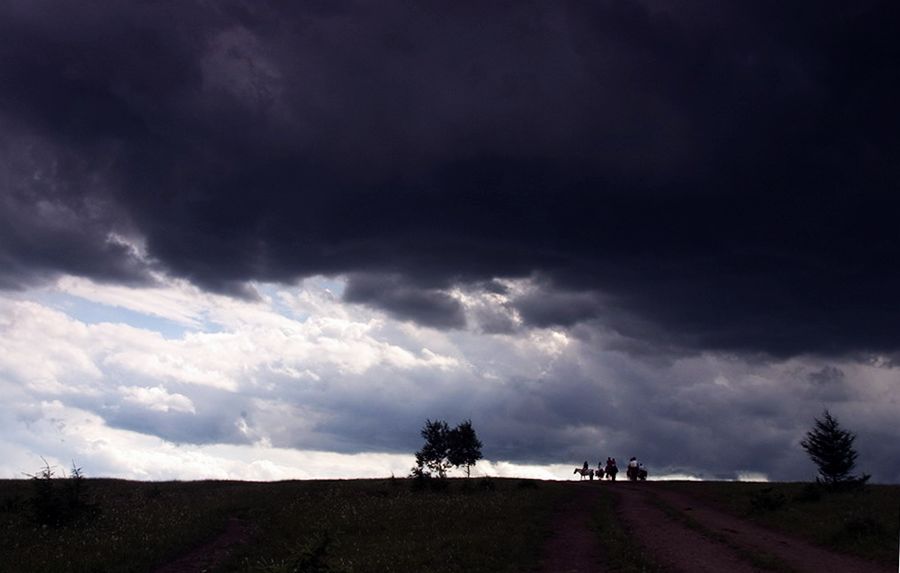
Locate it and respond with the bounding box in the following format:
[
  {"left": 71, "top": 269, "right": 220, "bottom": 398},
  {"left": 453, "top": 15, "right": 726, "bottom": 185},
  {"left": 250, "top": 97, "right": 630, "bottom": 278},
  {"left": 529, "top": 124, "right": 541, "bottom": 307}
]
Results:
[
  {"left": 800, "top": 409, "right": 869, "bottom": 488},
  {"left": 447, "top": 419, "right": 483, "bottom": 478},
  {"left": 413, "top": 418, "right": 483, "bottom": 478}
]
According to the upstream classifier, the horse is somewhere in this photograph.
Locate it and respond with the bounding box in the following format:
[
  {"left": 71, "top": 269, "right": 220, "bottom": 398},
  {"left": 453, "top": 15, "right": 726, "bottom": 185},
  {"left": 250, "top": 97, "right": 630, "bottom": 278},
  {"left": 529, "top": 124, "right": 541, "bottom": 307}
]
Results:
[
  {"left": 605, "top": 464, "right": 618, "bottom": 481},
  {"left": 573, "top": 467, "right": 595, "bottom": 481},
  {"left": 627, "top": 465, "right": 648, "bottom": 481}
]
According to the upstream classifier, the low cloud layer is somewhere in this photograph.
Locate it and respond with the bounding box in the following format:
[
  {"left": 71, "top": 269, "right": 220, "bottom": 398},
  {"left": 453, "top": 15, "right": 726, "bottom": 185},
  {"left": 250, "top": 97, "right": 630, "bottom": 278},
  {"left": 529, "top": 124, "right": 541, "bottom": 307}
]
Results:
[{"left": 1, "top": 279, "right": 898, "bottom": 482}]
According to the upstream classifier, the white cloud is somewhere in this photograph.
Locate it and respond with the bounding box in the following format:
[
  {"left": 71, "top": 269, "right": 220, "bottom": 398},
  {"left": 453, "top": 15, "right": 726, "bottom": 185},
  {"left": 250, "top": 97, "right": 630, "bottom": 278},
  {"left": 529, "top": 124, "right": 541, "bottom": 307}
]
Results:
[
  {"left": 56, "top": 275, "right": 208, "bottom": 327},
  {"left": 0, "top": 300, "right": 103, "bottom": 393},
  {"left": 0, "top": 276, "right": 491, "bottom": 471},
  {"left": 119, "top": 386, "right": 196, "bottom": 413},
  {"left": 0, "top": 399, "right": 409, "bottom": 480},
  {"left": 2, "top": 275, "right": 900, "bottom": 483}
]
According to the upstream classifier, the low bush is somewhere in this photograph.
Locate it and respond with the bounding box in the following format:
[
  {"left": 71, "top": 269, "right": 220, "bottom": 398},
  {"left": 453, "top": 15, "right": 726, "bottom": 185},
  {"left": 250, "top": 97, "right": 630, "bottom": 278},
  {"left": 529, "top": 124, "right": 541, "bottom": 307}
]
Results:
[
  {"left": 26, "top": 459, "right": 97, "bottom": 527},
  {"left": 749, "top": 487, "right": 787, "bottom": 513},
  {"left": 410, "top": 472, "right": 451, "bottom": 493},
  {"left": 839, "top": 515, "right": 885, "bottom": 541},
  {"left": 793, "top": 483, "right": 824, "bottom": 503},
  {"left": 479, "top": 477, "right": 496, "bottom": 491}
]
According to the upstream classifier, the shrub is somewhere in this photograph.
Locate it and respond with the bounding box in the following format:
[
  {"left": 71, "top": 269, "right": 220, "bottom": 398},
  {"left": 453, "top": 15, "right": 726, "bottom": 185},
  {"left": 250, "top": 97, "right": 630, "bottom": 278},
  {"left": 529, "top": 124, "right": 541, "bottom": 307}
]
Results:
[
  {"left": 840, "top": 515, "right": 885, "bottom": 541},
  {"left": 749, "top": 487, "right": 787, "bottom": 512},
  {"left": 479, "top": 477, "right": 496, "bottom": 491},
  {"left": 793, "top": 483, "right": 824, "bottom": 503},
  {"left": 409, "top": 471, "right": 450, "bottom": 493},
  {"left": 26, "top": 459, "right": 96, "bottom": 527}
]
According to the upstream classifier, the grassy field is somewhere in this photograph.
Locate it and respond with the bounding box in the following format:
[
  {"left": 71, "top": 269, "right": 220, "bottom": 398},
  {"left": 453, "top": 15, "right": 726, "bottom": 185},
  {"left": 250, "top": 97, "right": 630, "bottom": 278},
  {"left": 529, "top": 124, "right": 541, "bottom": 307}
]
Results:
[
  {"left": 657, "top": 481, "right": 900, "bottom": 566},
  {"left": 0, "top": 477, "right": 569, "bottom": 572},
  {"left": 1, "top": 476, "right": 897, "bottom": 571}
]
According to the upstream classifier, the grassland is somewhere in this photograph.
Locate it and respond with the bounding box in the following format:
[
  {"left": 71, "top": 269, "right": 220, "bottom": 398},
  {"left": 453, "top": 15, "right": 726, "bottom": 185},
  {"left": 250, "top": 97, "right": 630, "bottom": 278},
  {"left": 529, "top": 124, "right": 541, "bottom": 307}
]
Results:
[
  {"left": 0, "top": 477, "right": 569, "bottom": 572},
  {"left": 1, "top": 476, "right": 897, "bottom": 572}
]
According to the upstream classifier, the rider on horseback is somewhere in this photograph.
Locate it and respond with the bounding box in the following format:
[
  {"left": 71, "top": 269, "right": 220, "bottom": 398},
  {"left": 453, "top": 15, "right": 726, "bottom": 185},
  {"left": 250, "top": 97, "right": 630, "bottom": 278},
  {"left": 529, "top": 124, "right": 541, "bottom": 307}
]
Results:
[
  {"left": 627, "top": 457, "right": 639, "bottom": 480},
  {"left": 605, "top": 457, "right": 618, "bottom": 481}
]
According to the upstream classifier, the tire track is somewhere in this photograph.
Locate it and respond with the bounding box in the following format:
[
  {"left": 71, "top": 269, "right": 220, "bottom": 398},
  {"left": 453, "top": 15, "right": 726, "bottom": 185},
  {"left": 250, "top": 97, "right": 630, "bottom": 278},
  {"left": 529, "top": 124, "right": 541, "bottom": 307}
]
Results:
[{"left": 613, "top": 484, "right": 770, "bottom": 572}]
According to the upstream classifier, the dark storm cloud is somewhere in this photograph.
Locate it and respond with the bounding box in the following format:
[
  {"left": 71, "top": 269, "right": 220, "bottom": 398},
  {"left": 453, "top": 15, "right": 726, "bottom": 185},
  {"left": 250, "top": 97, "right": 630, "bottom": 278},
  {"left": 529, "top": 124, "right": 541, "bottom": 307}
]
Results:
[
  {"left": 2, "top": 1, "right": 900, "bottom": 355},
  {"left": 808, "top": 365, "right": 845, "bottom": 386},
  {"left": 343, "top": 273, "right": 466, "bottom": 328},
  {"left": 0, "top": 121, "right": 153, "bottom": 289},
  {"left": 514, "top": 289, "right": 603, "bottom": 328}
]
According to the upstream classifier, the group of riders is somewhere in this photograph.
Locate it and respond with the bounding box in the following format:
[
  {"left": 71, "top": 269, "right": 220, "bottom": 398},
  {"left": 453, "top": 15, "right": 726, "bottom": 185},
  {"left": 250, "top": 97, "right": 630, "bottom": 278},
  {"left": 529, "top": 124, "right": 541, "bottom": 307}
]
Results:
[{"left": 575, "top": 457, "right": 648, "bottom": 481}]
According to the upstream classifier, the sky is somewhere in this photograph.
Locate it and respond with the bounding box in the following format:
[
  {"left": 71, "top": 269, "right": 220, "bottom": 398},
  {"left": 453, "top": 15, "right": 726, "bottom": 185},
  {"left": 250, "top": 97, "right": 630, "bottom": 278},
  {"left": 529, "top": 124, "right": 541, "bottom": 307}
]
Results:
[{"left": 1, "top": 0, "right": 899, "bottom": 482}]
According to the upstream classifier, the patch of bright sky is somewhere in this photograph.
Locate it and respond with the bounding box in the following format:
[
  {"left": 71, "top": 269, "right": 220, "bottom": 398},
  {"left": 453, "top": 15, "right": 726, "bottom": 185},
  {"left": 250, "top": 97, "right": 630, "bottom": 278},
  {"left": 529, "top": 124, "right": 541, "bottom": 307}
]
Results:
[
  {"left": 309, "top": 276, "right": 345, "bottom": 297},
  {"left": 256, "top": 283, "right": 301, "bottom": 319},
  {"left": 24, "top": 275, "right": 350, "bottom": 340},
  {"left": 29, "top": 289, "right": 194, "bottom": 339},
  {"left": 256, "top": 276, "right": 346, "bottom": 321}
]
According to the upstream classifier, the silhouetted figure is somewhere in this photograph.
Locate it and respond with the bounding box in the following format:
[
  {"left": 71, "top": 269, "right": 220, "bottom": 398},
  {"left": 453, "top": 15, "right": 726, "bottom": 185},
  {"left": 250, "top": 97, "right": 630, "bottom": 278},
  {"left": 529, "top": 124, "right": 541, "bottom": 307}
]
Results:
[
  {"left": 605, "top": 457, "right": 618, "bottom": 481},
  {"left": 574, "top": 463, "right": 594, "bottom": 480},
  {"left": 627, "top": 457, "right": 639, "bottom": 481}
]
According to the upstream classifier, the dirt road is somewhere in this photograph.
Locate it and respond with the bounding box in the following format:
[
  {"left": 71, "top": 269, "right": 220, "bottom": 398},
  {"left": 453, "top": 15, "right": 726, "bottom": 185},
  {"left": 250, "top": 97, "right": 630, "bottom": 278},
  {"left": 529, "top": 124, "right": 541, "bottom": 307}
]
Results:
[
  {"left": 540, "top": 482, "right": 891, "bottom": 572},
  {"left": 613, "top": 483, "right": 890, "bottom": 572},
  {"left": 538, "top": 487, "right": 605, "bottom": 573},
  {"left": 152, "top": 517, "right": 251, "bottom": 573}
]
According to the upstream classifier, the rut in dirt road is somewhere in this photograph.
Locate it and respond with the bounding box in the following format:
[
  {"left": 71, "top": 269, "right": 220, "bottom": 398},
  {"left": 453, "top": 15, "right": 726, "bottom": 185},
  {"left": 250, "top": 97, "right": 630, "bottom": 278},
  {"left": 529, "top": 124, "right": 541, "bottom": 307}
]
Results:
[
  {"left": 613, "top": 483, "right": 762, "bottom": 573},
  {"left": 537, "top": 486, "right": 606, "bottom": 573},
  {"left": 612, "top": 483, "right": 890, "bottom": 573},
  {"left": 153, "top": 517, "right": 251, "bottom": 573}
]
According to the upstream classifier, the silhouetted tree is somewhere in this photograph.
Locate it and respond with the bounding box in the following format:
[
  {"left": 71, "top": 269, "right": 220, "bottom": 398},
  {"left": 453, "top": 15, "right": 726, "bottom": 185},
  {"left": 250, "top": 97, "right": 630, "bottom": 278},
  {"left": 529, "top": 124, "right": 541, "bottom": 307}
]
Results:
[
  {"left": 25, "top": 459, "right": 93, "bottom": 526},
  {"left": 413, "top": 419, "right": 452, "bottom": 478},
  {"left": 800, "top": 410, "right": 869, "bottom": 489},
  {"left": 448, "top": 419, "right": 483, "bottom": 477},
  {"left": 413, "top": 419, "right": 484, "bottom": 478}
]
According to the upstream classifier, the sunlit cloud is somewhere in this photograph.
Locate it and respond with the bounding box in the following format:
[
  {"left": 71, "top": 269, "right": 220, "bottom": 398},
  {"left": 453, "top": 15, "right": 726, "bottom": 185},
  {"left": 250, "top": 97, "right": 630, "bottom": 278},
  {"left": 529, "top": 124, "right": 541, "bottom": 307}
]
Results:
[{"left": 1, "top": 274, "right": 899, "bottom": 483}]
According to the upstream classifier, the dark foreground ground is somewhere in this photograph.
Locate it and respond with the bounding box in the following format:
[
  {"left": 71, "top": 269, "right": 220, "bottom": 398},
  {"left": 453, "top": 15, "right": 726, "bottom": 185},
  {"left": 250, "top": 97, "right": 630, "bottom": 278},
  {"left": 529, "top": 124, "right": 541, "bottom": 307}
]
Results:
[{"left": 0, "top": 476, "right": 897, "bottom": 572}]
